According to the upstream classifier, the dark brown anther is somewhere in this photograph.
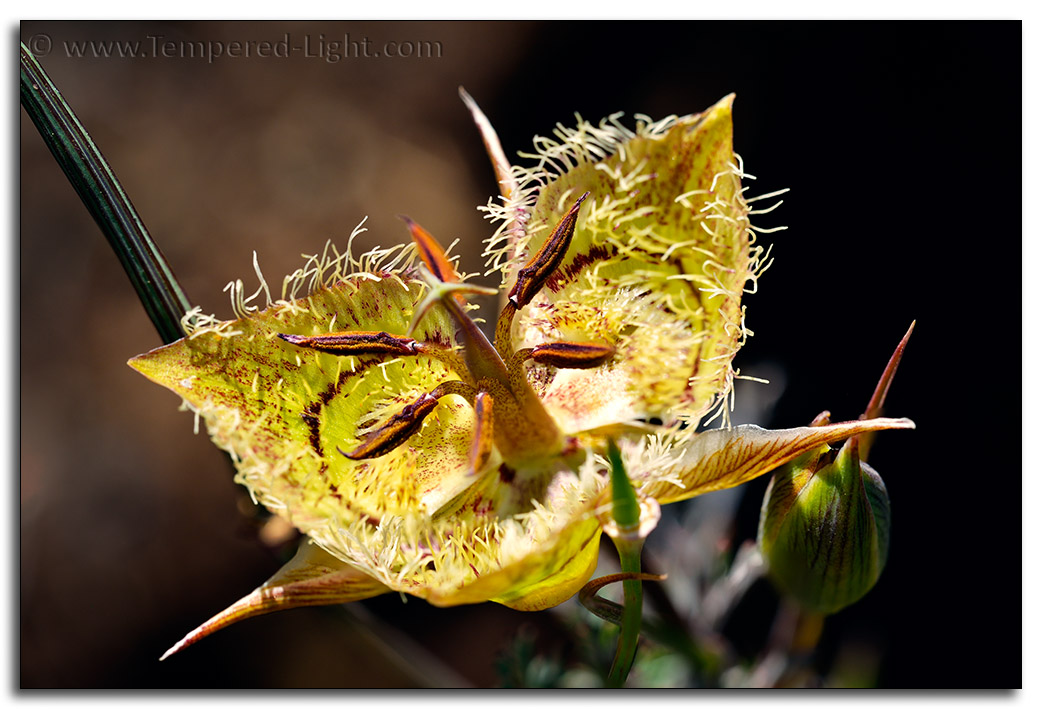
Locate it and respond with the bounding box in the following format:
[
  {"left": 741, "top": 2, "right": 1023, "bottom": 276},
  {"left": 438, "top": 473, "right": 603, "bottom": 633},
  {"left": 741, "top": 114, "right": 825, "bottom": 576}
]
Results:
[
  {"left": 342, "top": 379, "right": 476, "bottom": 460},
  {"left": 530, "top": 341, "right": 616, "bottom": 369},
  {"left": 279, "top": 331, "right": 419, "bottom": 357},
  {"left": 507, "top": 192, "right": 590, "bottom": 308},
  {"left": 469, "top": 391, "right": 494, "bottom": 475},
  {"left": 343, "top": 393, "right": 441, "bottom": 460}
]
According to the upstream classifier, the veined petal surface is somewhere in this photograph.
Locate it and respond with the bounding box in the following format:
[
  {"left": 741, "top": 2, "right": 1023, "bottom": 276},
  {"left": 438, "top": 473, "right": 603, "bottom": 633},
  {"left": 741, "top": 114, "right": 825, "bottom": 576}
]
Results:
[
  {"left": 489, "top": 95, "right": 767, "bottom": 433},
  {"left": 129, "top": 244, "right": 609, "bottom": 608}
]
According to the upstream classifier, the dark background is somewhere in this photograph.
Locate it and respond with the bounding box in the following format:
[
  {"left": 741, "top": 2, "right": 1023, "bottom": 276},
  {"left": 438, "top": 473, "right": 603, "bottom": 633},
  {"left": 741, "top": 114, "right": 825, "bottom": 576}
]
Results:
[{"left": 19, "top": 20, "right": 1021, "bottom": 688}]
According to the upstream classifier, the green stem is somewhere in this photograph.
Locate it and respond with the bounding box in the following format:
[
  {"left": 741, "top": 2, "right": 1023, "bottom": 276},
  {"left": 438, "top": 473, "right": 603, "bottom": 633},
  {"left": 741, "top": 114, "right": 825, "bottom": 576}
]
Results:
[
  {"left": 607, "top": 539, "right": 644, "bottom": 687},
  {"left": 20, "top": 42, "right": 192, "bottom": 344},
  {"left": 605, "top": 439, "right": 644, "bottom": 688}
]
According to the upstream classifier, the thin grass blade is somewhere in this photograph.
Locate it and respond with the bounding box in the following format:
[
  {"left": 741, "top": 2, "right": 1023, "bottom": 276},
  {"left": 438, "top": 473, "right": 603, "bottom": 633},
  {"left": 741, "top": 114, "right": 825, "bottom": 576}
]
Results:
[{"left": 20, "top": 42, "right": 191, "bottom": 344}]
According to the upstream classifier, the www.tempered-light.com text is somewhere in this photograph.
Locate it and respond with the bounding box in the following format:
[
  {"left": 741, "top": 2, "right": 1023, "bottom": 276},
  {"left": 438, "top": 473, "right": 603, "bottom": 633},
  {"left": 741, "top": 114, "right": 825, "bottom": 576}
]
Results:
[{"left": 27, "top": 33, "right": 444, "bottom": 63}]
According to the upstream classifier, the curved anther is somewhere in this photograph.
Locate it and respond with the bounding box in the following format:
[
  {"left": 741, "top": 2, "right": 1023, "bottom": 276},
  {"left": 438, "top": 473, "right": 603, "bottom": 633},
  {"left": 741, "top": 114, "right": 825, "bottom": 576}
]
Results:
[
  {"left": 342, "top": 380, "right": 476, "bottom": 460},
  {"left": 526, "top": 341, "right": 616, "bottom": 369},
  {"left": 278, "top": 331, "right": 419, "bottom": 357},
  {"left": 507, "top": 192, "right": 589, "bottom": 309},
  {"left": 279, "top": 329, "right": 472, "bottom": 385}
]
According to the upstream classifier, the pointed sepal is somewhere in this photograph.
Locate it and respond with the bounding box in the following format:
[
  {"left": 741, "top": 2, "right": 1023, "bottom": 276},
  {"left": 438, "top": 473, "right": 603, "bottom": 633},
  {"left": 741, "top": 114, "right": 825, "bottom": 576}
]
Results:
[
  {"left": 858, "top": 320, "right": 915, "bottom": 460},
  {"left": 160, "top": 541, "right": 387, "bottom": 660},
  {"left": 637, "top": 417, "right": 914, "bottom": 505},
  {"left": 458, "top": 87, "right": 517, "bottom": 201}
]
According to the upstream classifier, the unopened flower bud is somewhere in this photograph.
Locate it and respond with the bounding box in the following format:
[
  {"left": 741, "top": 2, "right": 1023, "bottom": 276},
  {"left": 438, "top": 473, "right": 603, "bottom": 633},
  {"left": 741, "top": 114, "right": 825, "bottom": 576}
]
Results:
[{"left": 757, "top": 435, "right": 889, "bottom": 614}]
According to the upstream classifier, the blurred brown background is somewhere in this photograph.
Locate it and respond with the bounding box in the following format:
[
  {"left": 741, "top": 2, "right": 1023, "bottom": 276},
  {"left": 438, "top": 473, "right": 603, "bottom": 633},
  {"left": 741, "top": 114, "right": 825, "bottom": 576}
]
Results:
[{"left": 20, "top": 20, "right": 1021, "bottom": 688}]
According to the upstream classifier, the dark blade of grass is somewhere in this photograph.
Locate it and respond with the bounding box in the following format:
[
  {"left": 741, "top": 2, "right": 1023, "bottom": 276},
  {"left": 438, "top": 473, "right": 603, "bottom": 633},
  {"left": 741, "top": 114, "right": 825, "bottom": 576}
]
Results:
[
  {"left": 18, "top": 46, "right": 459, "bottom": 681},
  {"left": 20, "top": 42, "right": 191, "bottom": 344}
]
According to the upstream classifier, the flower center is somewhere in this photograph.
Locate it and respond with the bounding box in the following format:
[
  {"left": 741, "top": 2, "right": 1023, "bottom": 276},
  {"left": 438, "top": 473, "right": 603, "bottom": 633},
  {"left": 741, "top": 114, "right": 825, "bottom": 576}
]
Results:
[{"left": 279, "top": 193, "right": 608, "bottom": 475}]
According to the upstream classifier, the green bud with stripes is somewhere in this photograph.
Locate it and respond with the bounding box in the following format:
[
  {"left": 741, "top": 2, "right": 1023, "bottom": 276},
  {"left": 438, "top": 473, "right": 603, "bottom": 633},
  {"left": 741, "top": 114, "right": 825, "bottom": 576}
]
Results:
[
  {"left": 757, "top": 431, "right": 889, "bottom": 615},
  {"left": 757, "top": 323, "right": 914, "bottom": 615}
]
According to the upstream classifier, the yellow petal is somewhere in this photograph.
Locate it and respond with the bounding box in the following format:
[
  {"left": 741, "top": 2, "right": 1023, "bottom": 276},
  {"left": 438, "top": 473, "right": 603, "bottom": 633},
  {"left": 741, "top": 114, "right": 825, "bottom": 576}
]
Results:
[
  {"left": 420, "top": 515, "right": 603, "bottom": 611},
  {"left": 160, "top": 541, "right": 387, "bottom": 660},
  {"left": 493, "top": 525, "right": 602, "bottom": 611},
  {"left": 491, "top": 96, "right": 767, "bottom": 432},
  {"left": 129, "top": 250, "right": 487, "bottom": 587}
]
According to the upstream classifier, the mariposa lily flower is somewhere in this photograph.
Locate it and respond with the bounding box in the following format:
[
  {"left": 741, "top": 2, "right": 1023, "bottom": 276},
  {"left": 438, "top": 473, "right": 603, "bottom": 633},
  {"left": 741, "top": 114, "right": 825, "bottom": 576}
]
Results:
[{"left": 129, "top": 93, "right": 913, "bottom": 659}]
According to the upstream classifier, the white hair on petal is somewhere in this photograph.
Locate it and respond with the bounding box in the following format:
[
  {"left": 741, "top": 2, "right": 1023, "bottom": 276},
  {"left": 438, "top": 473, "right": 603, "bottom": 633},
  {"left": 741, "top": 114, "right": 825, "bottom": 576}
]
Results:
[{"left": 179, "top": 217, "right": 423, "bottom": 340}]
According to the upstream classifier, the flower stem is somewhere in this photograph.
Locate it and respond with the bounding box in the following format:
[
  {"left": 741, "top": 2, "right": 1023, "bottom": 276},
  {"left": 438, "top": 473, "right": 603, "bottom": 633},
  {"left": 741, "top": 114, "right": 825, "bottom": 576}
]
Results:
[
  {"left": 607, "top": 539, "right": 644, "bottom": 687},
  {"left": 605, "top": 439, "right": 644, "bottom": 688},
  {"left": 20, "top": 42, "right": 192, "bottom": 344}
]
